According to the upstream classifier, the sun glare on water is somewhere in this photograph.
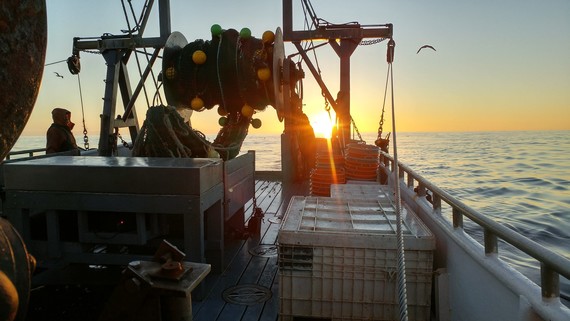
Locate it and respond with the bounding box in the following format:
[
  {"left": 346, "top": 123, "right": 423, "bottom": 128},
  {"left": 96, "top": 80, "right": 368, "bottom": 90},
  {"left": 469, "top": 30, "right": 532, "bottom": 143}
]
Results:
[{"left": 310, "top": 112, "right": 334, "bottom": 139}]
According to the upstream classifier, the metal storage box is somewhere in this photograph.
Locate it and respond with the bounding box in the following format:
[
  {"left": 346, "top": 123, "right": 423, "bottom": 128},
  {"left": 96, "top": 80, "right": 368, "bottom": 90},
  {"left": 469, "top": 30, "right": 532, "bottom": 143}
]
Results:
[
  {"left": 2, "top": 156, "right": 226, "bottom": 269},
  {"left": 2, "top": 156, "right": 222, "bottom": 195},
  {"left": 278, "top": 196, "right": 435, "bottom": 321}
]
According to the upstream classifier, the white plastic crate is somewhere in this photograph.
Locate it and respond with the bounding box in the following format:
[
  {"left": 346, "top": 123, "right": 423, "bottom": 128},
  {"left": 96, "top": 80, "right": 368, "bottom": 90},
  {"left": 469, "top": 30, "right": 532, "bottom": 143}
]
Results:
[
  {"left": 278, "top": 196, "right": 435, "bottom": 321},
  {"left": 330, "top": 183, "right": 391, "bottom": 200}
]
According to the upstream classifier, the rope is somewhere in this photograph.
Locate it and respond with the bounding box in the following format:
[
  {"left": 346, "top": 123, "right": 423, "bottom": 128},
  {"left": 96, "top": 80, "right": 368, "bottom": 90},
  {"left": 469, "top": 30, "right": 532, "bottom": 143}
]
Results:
[
  {"left": 153, "top": 81, "right": 164, "bottom": 106},
  {"left": 387, "top": 43, "right": 410, "bottom": 321},
  {"left": 44, "top": 59, "right": 67, "bottom": 67},
  {"left": 121, "top": 0, "right": 151, "bottom": 109},
  {"left": 120, "top": 0, "right": 135, "bottom": 34},
  {"left": 300, "top": 1, "right": 323, "bottom": 79},
  {"left": 374, "top": 41, "right": 392, "bottom": 153},
  {"left": 132, "top": 105, "right": 211, "bottom": 158},
  {"left": 145, "top": 51, "right": 164, "bottom": 107},
  {"left": 125, "top": 0, "right": 141, "bottom": 33},
  {"left": 216, "top": 35, "right": 227, "bottom": 110},
  {"left": 379, "top": 66, "right": 390, "bottom": 135},
  {"left": 133, "top": 48, "right": 151, "bottom": 108}
]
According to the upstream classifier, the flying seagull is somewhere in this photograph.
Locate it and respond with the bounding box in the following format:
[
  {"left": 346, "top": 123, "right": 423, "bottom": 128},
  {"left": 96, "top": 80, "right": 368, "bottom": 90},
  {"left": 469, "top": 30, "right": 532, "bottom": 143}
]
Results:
[
  {"left": 54, "top": 72, "right": 64, "bottom": 78},
  {"left": 416, "top": 45, "right": 436, "bottom": 54}
]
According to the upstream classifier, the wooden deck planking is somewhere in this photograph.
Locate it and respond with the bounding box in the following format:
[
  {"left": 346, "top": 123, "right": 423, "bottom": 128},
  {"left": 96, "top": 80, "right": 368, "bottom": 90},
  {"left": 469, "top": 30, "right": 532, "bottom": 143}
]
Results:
[
  {"left": 252, "top": 181, "right": 282, "bottom": 216},
  {"left": 240, "top": 255, "right": 279, "bottom": 321},
  {"left": 193, "top": 238, "right": 260, "bottom": 320},
  {"left": 258, "top": 182, "right": 283, "bottom": 216},
  {"left": 193, "top": 179, "right": 276, "bottom": 318},
  {"left": 214, "top": 255, "right": 271, "bottom": 320},
  {"left": 193, "top": 179, "right": 285, "bottom": 321}
]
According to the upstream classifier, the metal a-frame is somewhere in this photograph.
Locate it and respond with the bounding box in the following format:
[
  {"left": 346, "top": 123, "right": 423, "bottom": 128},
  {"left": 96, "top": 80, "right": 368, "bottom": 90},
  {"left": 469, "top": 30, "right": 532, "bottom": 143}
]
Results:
[
  {"left": 72, "top": 0, "right": 172, "bottom": 156},
  {"left": 282, "top": 0, "right": 393, "bottom": 146}
]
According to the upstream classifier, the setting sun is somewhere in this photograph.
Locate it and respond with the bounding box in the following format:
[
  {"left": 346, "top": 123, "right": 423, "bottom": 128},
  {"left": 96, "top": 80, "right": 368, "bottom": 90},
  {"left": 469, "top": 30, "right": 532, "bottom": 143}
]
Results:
[{"left": 310, "top": 111, "right": 335, "bottom": 139}]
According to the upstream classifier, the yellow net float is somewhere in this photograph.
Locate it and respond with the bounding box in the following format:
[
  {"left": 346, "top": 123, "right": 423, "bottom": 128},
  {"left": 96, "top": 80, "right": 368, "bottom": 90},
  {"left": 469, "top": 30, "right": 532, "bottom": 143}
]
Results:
[
  {"left": 190, "top": 96, "right": 204, "bottom": 111},
  {"left": 257, "top": 67, "right": 271, "bottom": 81},
  {"left": 241, "top": 104, "right": 254, "bottom": 118},
  {"left": 165, "top": 66, "right": 176, "bottom": 79},
  {"left": 262, "top": 30, "right": 275, "bottom": 44},
  {"left": 192, "top": 50, "right": 207, "bottom": 65}
]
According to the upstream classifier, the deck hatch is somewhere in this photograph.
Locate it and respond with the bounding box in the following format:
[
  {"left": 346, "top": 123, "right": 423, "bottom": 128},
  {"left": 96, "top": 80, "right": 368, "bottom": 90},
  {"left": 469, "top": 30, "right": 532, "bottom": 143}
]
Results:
[
  {"left": 249, "top": 244, "right": 278, "bottom": 257},
  {"left": 222, "top": 284, "right": 272, "bottom": 305}
]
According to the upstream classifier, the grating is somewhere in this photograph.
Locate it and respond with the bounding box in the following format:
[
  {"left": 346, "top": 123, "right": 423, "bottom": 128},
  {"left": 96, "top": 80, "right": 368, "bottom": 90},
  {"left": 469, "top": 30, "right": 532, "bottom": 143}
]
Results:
[
  {"left": 249, "top": 244, "right": 278, "bottom": 257},
  {"left": 222, "top": 284, "right": 272, "bottom": 305}
]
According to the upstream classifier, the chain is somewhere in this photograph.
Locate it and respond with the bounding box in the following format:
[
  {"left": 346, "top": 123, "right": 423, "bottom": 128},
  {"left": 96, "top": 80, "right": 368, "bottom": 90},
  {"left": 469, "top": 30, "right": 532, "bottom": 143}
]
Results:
[
  {"left": 82, "top": 49, "right": 102, "bottom": 55},
  {"left": 117, "top": 132, "right": 132, "bottom": 149},
  {"left": 323, "top": 92, "right": 332, "bottom": 120},
  {"left": 76, "top": 73, "right": 90, "bottom": 150},
  {"left": 83, "top": 129, "right": 89, "bottom": 150},
  {"left": 360, "top": 38, "right": 387, "bottom": 46},
  {"left": 378, "top": 99, "right": 386, "bottom": 137},
  {"left": 378, "top": 50, "right": 392, "bottom": 139},
  {"left": 350, "top": 116, "right": 364, "bottom": 142}
]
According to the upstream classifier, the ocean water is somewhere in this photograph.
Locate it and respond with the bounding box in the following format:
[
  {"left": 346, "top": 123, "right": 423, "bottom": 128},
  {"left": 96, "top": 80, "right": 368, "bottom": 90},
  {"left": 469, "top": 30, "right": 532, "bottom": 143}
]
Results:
[{"left": 9, "top": 130, "right": 570, "bottom": 297}]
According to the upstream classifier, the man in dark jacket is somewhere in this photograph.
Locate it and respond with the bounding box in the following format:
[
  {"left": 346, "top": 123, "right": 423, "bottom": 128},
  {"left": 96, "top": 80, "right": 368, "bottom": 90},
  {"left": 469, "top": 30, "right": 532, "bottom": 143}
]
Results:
[{"left": 46, "top": 108, "right": 79, "bottom": 154}]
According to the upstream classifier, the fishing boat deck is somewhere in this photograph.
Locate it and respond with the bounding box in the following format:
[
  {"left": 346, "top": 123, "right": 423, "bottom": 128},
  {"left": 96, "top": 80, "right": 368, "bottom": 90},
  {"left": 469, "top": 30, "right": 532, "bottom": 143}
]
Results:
[
  {"left": 192, "top": 176, "right": 287, "bottom": 321},
  {"left": 24, "top": 177, "right": 291, "bottom": 321}
]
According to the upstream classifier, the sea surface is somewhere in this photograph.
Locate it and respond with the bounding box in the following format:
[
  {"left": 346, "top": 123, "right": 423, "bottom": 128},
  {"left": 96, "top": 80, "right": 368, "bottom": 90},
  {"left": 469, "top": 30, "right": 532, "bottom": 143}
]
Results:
[{"left": 9, "top": 130, "right": 570, "bottom": 298}]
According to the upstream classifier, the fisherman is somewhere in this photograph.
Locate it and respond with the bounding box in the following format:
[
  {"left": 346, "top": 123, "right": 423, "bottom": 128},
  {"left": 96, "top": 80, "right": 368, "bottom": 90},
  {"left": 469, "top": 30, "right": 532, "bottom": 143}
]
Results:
[{"left": 46, "top": 108, "right": 79, "bottom": 154}]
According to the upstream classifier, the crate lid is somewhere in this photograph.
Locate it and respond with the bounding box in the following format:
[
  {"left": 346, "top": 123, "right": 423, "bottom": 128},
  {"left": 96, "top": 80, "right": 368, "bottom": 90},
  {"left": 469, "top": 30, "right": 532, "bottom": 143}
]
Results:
[
  {"left": 330, "top": 183, "right": 390, "bottom": 199},
  {"left": 279, "top": 196, "right": 434, "bottom": 250}
]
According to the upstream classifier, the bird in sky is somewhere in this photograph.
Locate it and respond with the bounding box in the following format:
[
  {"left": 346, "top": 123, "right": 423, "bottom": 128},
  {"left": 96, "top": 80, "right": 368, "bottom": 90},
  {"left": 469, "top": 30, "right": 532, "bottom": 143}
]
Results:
[
  {"left": 416, "top": 45, "right": 436, "bottom": 54},
  {"left": 54, "top": 72, "right": 64, "bottom": 78}
]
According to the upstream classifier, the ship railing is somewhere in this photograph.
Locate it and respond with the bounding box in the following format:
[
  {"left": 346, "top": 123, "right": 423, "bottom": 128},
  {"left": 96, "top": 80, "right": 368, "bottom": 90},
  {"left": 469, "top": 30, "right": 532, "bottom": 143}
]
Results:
[
  {"left": 379, "top": 152, "right": 570, "bottom": 301},
  {"left": 2, "top": 148, "right": 81, "bottom": 164},
  {"left": 4, "top": 148, "right": 47, "bottom": 160}
]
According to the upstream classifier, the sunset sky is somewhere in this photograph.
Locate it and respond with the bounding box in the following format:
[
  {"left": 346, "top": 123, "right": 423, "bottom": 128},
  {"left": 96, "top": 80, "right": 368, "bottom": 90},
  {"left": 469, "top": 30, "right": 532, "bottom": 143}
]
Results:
[{"left": 23, "top": 0, "right": 570, "bottom": 139}]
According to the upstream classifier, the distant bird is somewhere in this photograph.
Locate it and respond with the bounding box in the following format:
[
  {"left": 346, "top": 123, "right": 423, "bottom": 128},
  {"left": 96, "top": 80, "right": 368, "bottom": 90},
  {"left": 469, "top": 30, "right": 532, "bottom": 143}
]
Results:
[
  {"left": 53, "top": 72, "right": 64, "bottom": 78},
  {"left": 416, "top": 45, "right": 436, "bottom": 54}
]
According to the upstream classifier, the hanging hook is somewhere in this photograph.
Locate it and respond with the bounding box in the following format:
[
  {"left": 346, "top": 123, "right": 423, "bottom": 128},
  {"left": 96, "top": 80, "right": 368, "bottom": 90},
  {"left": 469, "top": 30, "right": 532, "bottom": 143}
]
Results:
[{"left": 387, "top": 38, "right": 396, "bottom": 64}]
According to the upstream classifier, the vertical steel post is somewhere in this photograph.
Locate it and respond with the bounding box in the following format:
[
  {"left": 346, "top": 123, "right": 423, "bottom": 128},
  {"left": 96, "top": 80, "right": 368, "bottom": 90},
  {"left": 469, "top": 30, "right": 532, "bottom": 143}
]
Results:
[
  {"left": 540, "top": 263, "right": 560, "bottom": 299},
  {"left": 158, "top": 0, "right": 171, "bottom": 39}
]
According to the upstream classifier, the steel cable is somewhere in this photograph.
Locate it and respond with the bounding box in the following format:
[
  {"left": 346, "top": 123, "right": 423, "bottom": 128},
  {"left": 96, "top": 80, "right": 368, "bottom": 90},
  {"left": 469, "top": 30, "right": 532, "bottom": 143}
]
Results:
[{"left": 388, "top": 57, "right": 410, "bottom": 321}]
